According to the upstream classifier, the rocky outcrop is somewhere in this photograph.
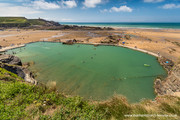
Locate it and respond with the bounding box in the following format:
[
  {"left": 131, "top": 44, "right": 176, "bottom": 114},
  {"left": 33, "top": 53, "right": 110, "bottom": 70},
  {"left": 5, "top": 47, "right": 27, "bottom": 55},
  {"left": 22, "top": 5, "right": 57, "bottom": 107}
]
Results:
[
  {"left": 37, "top": 18, "right": 61, "bottom": 26},
  {"left": 0, "top": 54, "right": 22, "bottom": 66},
  {"left": 154, "top": 64, "right": 180, "bottom": 95},
  {"left": 101, "top": 35, "right": 122, "bottom": 44},
  {"left": 62, "top": 39, "right": 77, "bottom": 45},
  {"left": 0, "top": 23, "right": 31, "bottom": 28},
  {"left": 0, "top": 63, "right": 25, "bottom": 78},
  {"left": 33, "top": 25, "right": 114, "bottom": 31},
  {"left": 158, "top": 57, "right": 174, "bottom": 71},
  {"left": 0, "top": 54, "right": 37, "bottom": 85}
]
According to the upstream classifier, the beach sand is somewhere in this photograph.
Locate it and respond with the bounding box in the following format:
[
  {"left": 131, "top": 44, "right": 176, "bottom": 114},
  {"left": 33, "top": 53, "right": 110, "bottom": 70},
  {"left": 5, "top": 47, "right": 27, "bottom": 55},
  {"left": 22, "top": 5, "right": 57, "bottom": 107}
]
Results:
[{"left": 0, "top": 28, "right": 180, "bottom": 62}]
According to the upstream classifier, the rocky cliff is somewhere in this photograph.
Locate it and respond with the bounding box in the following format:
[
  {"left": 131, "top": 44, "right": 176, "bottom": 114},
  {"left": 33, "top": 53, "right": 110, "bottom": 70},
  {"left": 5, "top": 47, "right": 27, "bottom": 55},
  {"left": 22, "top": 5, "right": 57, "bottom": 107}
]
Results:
[
  {"left": 0, "top": 54, "right": 37, "bottom": 85},
  {"left": 154, "top": 64, "right": 180, "bottom": 96}
]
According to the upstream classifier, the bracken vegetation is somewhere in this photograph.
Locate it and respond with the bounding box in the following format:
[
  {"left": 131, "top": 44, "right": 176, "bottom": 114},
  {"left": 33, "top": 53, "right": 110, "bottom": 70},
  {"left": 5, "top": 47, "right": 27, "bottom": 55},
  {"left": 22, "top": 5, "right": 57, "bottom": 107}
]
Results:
[{"left": 0, "top": 67, "right": 180, "bottom": 120}]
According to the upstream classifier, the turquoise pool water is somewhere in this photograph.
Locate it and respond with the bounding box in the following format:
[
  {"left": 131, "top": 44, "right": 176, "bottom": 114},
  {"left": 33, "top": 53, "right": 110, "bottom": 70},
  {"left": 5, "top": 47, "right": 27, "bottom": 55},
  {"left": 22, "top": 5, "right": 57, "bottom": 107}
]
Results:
[{"left": 6, "top": 42, "right": 167, "bottom": 102}]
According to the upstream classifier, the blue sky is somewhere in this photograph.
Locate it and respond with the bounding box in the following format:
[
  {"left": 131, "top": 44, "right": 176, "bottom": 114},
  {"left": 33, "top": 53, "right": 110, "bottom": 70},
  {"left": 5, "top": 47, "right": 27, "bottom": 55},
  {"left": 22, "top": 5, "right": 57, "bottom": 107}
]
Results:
[{"left": 0, "top": 0, "right": 179, "bottom": 22}]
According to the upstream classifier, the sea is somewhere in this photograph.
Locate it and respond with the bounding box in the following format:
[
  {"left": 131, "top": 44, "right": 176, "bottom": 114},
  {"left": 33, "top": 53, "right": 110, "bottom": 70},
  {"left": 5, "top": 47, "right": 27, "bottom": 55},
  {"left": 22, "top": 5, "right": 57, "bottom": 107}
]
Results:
[{"left": 60, "top": 22, "right": 180, "bottom": 29}]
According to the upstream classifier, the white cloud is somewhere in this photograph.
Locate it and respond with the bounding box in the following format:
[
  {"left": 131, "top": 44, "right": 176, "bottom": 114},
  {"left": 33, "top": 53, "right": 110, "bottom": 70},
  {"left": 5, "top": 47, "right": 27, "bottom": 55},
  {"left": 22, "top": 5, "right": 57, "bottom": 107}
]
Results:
[
  {"left": 83, "top": 0, "right": 102, "bottom": 8},
  {"left": 0, "top": 0, "right": 77, "bottom": 17},
  {"left": 61, "top": 18, "right": 73, "bottom": 21},
  {"left": 110, "top": 5, "right": 133, "bottom": 12},
  {"left": 144, "top": 0, "right": 164, "bottom": 3},
  {"left": 31, "top": 0, "right": 60, "bottom": 10},
  {"left": 162, "top": 3, "right": 180, "bottom": 9},
  {"left": 62, "top": 0, "right": 77, "bottom": 8},
  {"left": 16, "top": 0, "right": 31, "bottom": 2},
  {"left": 0, "top": 3, "right": 41, "bottom": 16},
  {"left": 0, "top": 0, "right": 31, "bottom": 2},
  {"left": 100, "top": 9, "right": 108, "bottom": 13}
]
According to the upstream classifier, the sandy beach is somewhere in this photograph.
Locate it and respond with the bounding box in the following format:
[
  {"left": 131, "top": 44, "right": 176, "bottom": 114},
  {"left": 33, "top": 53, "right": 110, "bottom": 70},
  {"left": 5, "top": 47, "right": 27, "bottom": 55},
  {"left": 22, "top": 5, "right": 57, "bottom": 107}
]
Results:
[{"left": 0, "top": 28, "right": 180, "bottom": 62}]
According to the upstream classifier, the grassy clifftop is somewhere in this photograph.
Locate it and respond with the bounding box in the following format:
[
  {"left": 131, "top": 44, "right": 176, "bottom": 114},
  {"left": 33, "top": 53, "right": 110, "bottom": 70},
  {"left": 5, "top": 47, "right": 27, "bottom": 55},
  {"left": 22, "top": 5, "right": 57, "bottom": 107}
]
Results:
[
  {"left": 0, "top": 17, "right": 60, "bottom": 27},
  {"left": 0, "top": 17, "right": 30, "bottom": 27},
  {"left": 0, "top": 17, "right": 113, "bottom": 30},
  {"left": 0, "top": 67, "right": 180, "bottom": 120},
  {"left": 0, "top": 17, "right": 27, "bottom": 24}
]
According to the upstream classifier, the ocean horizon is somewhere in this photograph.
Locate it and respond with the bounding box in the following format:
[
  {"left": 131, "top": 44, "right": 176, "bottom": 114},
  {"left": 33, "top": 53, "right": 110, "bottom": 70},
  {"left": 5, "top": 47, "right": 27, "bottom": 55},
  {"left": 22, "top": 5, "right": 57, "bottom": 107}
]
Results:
[{"left": 60, "top": 22, "right": 180, "bottom": 29}]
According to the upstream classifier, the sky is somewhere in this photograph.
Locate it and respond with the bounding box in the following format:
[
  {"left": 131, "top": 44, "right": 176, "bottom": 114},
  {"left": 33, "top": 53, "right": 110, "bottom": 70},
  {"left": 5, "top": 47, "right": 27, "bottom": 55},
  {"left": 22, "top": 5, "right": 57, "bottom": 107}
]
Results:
[{"left": 0, "top": 0, "right": 180, "bottom": 22}]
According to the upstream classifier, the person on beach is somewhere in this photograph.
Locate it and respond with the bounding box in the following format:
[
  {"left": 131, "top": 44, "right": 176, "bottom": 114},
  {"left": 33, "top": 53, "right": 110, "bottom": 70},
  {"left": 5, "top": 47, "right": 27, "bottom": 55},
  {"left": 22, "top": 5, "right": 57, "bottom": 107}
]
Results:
[{"left": 157, "top": 52, "right": 160, "bottom": 56}]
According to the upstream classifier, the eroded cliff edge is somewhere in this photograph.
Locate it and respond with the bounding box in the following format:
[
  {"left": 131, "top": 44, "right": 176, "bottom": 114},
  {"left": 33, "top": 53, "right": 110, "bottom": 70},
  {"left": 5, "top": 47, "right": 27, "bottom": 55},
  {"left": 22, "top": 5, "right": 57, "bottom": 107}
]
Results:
[{"left": 0, "top": 54, "right": 37, "bottom": 85}]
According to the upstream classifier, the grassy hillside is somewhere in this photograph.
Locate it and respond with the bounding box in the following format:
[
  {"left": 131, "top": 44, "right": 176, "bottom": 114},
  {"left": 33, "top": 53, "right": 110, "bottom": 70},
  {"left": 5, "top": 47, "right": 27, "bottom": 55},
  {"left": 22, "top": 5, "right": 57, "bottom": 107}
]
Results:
[
  {"left": 0, "top": 17, "right": 30, "bottom": 27},
  {"left": 0, "top": 67, "right": 180, "bottom": 120},
  {"left": 28, "top": 19, "right": 47, "bottom": 26},
  {"left": 0, "top": 17, "right": 27, "bottom": 24},
  {"left": 0, "top": 17, "right": 59, "bottom": 27}
]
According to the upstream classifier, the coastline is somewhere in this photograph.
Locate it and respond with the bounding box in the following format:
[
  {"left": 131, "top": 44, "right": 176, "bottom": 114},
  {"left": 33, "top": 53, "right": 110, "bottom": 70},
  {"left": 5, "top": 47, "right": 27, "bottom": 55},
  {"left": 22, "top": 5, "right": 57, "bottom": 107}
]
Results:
[
  {"left": 0, "top": 44, "right": 26, "bottom": 52},
  {"left": 61, "top": 23, "right": 180, "bottom": 30}
]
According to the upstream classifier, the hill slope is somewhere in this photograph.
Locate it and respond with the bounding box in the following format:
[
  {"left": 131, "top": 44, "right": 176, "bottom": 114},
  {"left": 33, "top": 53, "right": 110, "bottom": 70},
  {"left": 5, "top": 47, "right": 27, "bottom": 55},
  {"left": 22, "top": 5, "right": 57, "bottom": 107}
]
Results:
[
  {"left": 0, "top": 17, "right": 113, "bottom": 30},
  {"left": 0, "top": 17, "right": 27, "bottom": 24},
  {"left": 0, "top": 17, "right": 60, "bottom": 27}
]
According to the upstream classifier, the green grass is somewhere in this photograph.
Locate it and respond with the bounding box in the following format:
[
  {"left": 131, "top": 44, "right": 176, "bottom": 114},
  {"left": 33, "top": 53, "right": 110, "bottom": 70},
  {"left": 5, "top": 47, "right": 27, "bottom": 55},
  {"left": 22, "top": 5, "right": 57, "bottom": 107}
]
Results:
[
  {"left": 0, "top": 68, "right": 104, "bottom": 119},
  {"left": 28, "top": 19, "right": 47, "bottom": 26},
  {"left": 0, "top": 67, "right": 23, "bottom": 81},
  {"left": 0, "top": 17, "right": 27, "bottom": 24},
  {"left": 0, "top": 67, "right": 180, "bottom": 120},
  {"left": 0, "top": 17, "right": 48, "bottom": 27}
]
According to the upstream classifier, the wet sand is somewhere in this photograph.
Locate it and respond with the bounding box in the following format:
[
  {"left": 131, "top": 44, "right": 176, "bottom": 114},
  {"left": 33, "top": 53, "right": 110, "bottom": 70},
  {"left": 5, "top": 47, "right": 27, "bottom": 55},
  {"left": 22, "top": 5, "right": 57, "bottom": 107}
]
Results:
[{"left": 0, "top": 28, "right": 180, "bottom": 62}]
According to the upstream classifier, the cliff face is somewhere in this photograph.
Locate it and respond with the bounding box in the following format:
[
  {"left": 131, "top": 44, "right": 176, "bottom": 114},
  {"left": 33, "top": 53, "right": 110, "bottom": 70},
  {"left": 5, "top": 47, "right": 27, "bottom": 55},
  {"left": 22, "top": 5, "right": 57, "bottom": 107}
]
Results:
[{"left": 154, "top": 64, "right": 180, "bottom": 96}]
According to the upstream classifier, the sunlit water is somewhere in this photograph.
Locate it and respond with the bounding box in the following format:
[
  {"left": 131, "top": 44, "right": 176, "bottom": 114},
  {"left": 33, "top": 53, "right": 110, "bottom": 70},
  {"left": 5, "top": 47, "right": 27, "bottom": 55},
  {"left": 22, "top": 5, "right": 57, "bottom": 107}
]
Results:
[
  {"left": 6, "top": 42, "right": 167, "bottom": 102},
  {"left": 61, "top": 22, "right": 180, "bottom": 29}
]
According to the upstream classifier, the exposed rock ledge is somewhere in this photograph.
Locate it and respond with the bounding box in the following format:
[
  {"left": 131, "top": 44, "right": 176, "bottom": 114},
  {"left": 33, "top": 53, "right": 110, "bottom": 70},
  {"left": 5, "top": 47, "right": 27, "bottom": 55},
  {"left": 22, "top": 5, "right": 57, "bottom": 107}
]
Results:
[
  {"left": 154, "top": 64, "right": 180, "bottom": 96},
  {"left": 0, "top": 54, "right": 37, "bottom": 85}
]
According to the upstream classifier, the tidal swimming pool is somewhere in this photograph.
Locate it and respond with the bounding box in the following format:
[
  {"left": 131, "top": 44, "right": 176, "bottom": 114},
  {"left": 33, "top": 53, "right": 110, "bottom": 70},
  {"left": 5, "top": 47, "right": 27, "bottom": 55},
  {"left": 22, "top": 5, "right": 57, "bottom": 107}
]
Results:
[{"left": 6, "top": 42, "right": 167, "bottom": 102}]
